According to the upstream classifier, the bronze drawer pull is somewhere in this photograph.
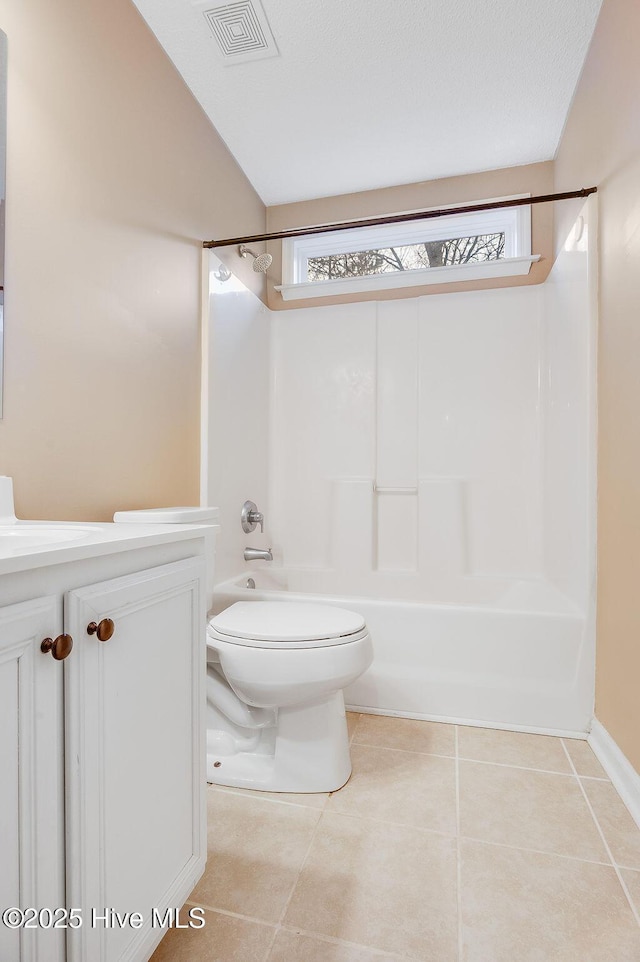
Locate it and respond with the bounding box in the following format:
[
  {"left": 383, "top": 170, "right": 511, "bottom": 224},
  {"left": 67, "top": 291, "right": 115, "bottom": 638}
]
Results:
[
  {"left": 41, "top": 634, "right": 74, "bottom": 660},
  {"left": 87, "top": 618, "right": 115, "bottom": 642}
]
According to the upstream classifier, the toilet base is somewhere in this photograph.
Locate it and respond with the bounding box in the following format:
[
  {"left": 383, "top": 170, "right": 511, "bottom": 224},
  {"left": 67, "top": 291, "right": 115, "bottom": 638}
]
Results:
[{"left": 206, "top": 691, "right": 352, "bottom": 793}]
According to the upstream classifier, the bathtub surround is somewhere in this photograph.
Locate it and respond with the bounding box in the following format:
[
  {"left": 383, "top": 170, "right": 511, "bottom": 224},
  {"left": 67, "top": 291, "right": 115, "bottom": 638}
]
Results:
[
  {"left": 542, "top": 203, "right": 598, "bottom": 613},
  {"left": 272, "top": 288, "right": 544, "bottom": 581},
  {"left": 205, "top": 200, "right": 596, "bottom": 733},
  {"left": 202, "top": 258, "right": 270, "bottom": 585}
]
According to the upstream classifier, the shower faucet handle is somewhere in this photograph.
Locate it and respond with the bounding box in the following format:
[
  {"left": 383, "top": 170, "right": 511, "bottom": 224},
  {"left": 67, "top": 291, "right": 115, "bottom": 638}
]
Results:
[{"left": 241, "top": 500, "right": 264, "bottom": 533}]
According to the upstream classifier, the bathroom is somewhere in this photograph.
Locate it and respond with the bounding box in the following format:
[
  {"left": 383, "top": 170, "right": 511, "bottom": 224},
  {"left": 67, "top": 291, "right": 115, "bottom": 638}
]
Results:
[{"left": 1, "top": 0, "right": 640, "bottom": 960}]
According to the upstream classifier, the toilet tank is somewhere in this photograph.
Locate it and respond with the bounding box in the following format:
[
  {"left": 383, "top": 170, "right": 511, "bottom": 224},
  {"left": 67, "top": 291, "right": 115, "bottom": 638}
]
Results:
[{"left": 114, "top": 506, "right": 220, "bottom": 610}]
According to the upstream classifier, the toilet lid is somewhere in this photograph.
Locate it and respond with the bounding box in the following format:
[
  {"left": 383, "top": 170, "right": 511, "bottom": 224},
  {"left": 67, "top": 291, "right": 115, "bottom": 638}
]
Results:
[{"left": 209, "top": 602, "right": 366, "bottom": 643}]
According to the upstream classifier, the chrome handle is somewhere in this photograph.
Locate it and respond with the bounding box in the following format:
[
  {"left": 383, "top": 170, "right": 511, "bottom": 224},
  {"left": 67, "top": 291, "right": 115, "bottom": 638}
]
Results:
[
  {"left": 250, "top": 511, "right": 264, "bottom": 533},
  {"left": 41, "top": 634, "right": 73, "bottom": 660},
  {"left": 87, "top": 618, "right": 115, "bottom": 642},
  {"left": 241, "top": 500, "right": 265, "bottom": 534}
]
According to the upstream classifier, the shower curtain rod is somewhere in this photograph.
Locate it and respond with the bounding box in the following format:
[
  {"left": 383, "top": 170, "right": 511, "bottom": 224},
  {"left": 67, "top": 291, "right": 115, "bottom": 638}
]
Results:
[{"left": 203, "top": 186, "right": 597, "bottom": 250}]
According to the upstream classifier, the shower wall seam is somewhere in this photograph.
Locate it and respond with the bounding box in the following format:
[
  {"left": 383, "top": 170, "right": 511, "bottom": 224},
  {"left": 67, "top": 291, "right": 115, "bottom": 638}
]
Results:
[{"left": 373, "top": 301, "right": 380, "bottom": 572}]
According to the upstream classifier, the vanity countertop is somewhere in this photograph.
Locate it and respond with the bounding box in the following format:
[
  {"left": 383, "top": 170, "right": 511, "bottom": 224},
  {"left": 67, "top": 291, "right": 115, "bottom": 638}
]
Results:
[{"left": 0, "top": 518, "right": 218, "bottom": 576}]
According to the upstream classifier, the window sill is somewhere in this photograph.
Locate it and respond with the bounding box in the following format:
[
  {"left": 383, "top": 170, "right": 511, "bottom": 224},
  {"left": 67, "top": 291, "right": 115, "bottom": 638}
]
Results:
[{"left": 275, "top": 255, "right": 540, "bottom": 301}]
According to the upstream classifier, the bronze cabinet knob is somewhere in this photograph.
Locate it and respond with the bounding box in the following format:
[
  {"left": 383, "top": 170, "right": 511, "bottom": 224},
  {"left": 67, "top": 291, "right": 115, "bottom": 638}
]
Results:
[
  {"left": 41, "top": 634, "right": 74, "bottom": 660},
  {"left": 87, "top": 618, "right": 115, "bottom": 642}
]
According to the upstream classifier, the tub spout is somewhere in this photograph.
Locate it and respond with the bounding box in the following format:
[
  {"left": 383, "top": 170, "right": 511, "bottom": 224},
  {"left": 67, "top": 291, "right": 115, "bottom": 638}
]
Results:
[{"left": 244, "top": 546, "right": 273, "bottom": 562}]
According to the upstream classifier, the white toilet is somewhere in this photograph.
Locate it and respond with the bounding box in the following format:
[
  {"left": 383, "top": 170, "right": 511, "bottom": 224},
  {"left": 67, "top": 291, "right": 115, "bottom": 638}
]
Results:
[
  {"left": 113, "top": 506, "right": 373, "bottom": 794},
  {"left": 206, "top": 601, "right": 373, "bottom": 792}
]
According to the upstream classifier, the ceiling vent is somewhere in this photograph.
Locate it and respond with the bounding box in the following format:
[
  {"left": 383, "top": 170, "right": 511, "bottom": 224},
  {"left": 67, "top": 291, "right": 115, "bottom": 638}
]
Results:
[{"left": 196, "top": 0, "right": 279, "bottom": 65}]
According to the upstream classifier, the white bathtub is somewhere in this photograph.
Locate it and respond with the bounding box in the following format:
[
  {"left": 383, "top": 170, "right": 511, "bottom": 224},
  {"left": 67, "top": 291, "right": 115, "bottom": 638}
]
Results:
[{"left": 212, "top": 570, "right": 593, "bottom": 736}]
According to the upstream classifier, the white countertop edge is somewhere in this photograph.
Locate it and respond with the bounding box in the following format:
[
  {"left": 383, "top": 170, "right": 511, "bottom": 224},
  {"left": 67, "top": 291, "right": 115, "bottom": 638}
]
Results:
[{"left": 0, "top": 522, "right": 219, "bottom": 577}]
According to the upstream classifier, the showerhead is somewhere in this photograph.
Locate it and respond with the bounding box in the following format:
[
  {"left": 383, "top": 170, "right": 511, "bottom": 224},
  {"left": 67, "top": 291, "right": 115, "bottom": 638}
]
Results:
[{"left": 239, "top": 244, "right": 273, "bottom": 274}]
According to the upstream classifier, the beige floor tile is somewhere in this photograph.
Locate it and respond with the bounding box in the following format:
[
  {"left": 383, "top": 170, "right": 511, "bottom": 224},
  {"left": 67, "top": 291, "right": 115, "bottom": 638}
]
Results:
[
  {"left": 212, "top": 784, "right": 328, "bottom": 810},
  {"left": 327, "top": 744, "right": 457, "bottom": 835},
  {"left": 191, "top": 790, "right": 321, "bottom": 922},
  {"left": 149, "top": 908, "right": 274, "bottom": 962},
  {"left": 461, "top": 839, "right": 640, "bottom": 962},
  {"left": 583, "top": 779, "right": 640, "bottom": 868},
  {"left": 459, "top": 761, "right": 608, "bottom": 861},
  {"left": 563, "top": 738, "right": 608, "bottom": 778},
  {"left": 284, "top": 811, "right": 458, "bottom": 960},
  {"left": 352, "top": 713, "right": 455, "bottom": 756},
  {"left": 268, "top": 928, "right": 400, "bottom": 961},
  {"left": 458, "top": 726, "right": 572, "bottom": 773},
  {"left": 621, "top": 869, "right": 640, "bottom": 916},
  {"left": 346, "top": 712, "right": 361, "bottom": 740}
]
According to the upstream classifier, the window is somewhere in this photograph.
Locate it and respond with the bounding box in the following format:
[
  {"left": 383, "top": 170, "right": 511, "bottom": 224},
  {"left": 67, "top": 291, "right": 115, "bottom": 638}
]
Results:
[
  {"left": 276, "top": 196, "right": 538, "bottom": 301},
  {"left": 307, "top": 232, "right": 506, "bottom": 280}
]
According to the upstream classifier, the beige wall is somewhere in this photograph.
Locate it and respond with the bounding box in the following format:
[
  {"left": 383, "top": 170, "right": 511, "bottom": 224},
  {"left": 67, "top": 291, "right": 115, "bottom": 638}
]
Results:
[
  {"left": 0, "top": 0, "right": 265, "bottom": 520},
  {"left": 266, "top": 161, "right": 554, "bottom": 310},
  {"left": 555, "top": 0, "right": 640, "bottom": 770}
]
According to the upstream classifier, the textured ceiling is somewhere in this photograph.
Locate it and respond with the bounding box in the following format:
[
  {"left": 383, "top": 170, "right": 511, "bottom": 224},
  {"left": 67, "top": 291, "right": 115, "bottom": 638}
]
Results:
[{"left": 131, "top": 0, "right": 603, "bottom": 206}]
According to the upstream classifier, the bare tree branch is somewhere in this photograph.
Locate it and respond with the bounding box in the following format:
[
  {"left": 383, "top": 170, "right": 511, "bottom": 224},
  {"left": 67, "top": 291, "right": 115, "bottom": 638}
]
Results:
[{"left": 307, "top": 232, "right": 506, "bottom": 281}]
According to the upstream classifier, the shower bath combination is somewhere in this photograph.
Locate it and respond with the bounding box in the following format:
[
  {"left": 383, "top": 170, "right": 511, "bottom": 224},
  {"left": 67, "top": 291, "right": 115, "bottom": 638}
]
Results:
[{"left": 205, "top": 194, "right": 598, "bottom": 738}]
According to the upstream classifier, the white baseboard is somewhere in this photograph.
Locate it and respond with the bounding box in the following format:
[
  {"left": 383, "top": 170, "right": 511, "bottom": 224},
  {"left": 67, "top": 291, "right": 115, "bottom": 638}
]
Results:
[{"left": 588, "top": 717, "right": 640, "bottom": 830}]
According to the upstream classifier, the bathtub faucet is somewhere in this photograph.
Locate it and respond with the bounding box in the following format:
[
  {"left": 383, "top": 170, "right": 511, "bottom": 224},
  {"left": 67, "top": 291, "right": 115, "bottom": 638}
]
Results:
[{"left": 244, "top": 547, "right": 273, "bottom": 562}]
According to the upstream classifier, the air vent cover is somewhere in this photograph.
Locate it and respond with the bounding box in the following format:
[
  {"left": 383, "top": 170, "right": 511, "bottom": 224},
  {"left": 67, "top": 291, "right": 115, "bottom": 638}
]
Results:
[{"left": 198, "top": 0, "right": 279, "bottom": 64}]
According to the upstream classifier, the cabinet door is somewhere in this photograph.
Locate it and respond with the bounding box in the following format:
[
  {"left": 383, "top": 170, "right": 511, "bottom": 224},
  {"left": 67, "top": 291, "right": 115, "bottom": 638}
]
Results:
[
  {"left": 64, "top": 558, "right": 206, "bottom": 962},
  {"left": 0, "top": 596, "right": 66, "bottom": 962}
]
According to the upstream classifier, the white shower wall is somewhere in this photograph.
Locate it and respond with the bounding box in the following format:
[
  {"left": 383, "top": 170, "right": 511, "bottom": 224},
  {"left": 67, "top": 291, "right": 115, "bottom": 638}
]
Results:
[
  {"left": 542, "top": 202, "right": 597, "bottom": 613},
  {"left": 270, "top": 286, "right": 551, "bottom": 603},
  {"left": 203, "top": 258, "right": 271, "bottom": 584}
]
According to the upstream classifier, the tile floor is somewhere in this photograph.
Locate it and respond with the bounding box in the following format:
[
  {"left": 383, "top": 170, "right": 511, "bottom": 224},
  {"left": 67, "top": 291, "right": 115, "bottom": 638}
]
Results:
[{"left": 150, "top": 713, "right": 640, "bottom": 961}]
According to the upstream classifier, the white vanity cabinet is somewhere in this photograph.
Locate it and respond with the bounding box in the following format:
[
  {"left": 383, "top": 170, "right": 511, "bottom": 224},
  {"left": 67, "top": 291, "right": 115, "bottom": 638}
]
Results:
[
  {"left": 0, "top": 595, "right": 66, "bottom": 962},
  {"left": 0, "top": 531, "right": 209, "bottom": 962}
]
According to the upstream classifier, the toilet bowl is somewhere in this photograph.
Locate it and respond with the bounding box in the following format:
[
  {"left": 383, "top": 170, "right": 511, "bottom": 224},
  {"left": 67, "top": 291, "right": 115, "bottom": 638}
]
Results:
[
  {"left": 112, "top": 506, "right": 373, "bottom": 794},
  {"left": 206, "top": 601, "right": 373, "bottom": 792}
]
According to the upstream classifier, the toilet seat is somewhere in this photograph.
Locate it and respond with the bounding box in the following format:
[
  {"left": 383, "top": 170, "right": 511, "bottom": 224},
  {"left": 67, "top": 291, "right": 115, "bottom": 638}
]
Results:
[{"left": 207, "top": 601, "right": 368, "bottom": 650}]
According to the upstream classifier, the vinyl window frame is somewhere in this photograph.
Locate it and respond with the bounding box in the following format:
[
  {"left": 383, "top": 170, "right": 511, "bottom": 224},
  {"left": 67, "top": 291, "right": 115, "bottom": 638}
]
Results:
[{"left": 276, "top": 195, "right": 538, "bottom": 301}]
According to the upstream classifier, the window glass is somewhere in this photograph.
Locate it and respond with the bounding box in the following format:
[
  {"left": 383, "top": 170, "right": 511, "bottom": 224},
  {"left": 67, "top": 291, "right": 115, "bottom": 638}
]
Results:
[{"left": 307, "top": 232, "right": 505, "bottom": 281}]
